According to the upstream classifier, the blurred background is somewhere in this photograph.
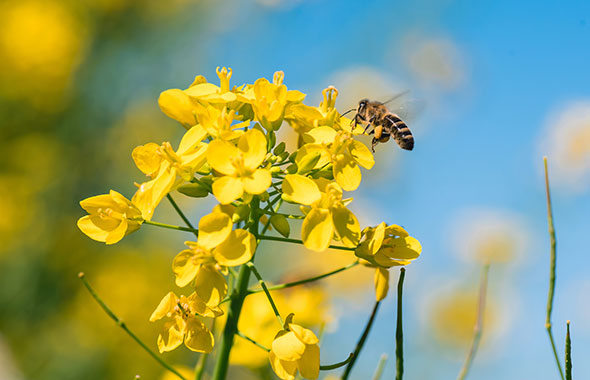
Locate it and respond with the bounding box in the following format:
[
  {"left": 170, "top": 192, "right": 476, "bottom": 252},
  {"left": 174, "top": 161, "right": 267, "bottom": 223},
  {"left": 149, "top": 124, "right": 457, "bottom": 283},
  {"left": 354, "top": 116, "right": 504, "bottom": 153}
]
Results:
[{"left": 1, "top": 0, "right": 589, "bottom": 379}]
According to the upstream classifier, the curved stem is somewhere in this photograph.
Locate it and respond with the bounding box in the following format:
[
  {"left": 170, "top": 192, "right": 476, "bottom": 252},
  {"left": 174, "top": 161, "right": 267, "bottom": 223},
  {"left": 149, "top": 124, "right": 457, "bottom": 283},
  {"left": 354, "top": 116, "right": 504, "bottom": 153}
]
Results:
[
  {"left": 341, "top": 301, "right": 381, "bottom": 380},
  {"left": 257, "top": 235, "right": 356, "bottom": 252},
  {"left": 320, "top": 353, "right": 354, "bottom": 370},
  {"left": 247, "top": 261, "right": 359, "bottom": 295},
  {"left": 543, "top": 157, "right": 566, "bottom": 380},
  {"left": 372, "top": 354, "right": 388, "bottom": 380},
  {"left": 246, "top": 262, "right": 284, "bottom": 326},
  {"left": 395, "top": 268, "right": 406, "bottom": 380},
  {"left": 456, "top": 265, "right": 489, "bottom": 380},
  {"left": 166, "top": 194, "right": 198, "bottom": 238},
  {"left": 78, "top": 273, "right": 187, "bottom": 380}
]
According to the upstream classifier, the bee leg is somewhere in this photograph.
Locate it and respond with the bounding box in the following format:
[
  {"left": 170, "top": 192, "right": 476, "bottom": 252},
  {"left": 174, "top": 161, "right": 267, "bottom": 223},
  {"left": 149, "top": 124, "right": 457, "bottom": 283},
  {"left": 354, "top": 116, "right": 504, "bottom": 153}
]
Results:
[{"left": 371, "top": 137, "right": 378, "bottom": 152}]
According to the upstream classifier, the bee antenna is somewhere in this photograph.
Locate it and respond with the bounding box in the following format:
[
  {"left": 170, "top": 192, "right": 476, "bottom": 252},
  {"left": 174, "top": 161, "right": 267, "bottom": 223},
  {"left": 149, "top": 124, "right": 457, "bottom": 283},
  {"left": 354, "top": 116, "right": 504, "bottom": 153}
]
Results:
[
  {"left": 339, "top": 108, "right": 356, "bottom": 118},
  {"left": 382, "top": 90, "right": 411, "bottom": 106}
]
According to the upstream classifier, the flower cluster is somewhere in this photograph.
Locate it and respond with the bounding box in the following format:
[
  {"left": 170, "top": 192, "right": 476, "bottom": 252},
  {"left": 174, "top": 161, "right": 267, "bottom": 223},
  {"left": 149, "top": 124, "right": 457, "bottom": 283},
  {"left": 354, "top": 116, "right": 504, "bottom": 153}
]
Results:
[{"left": 76, "top": 67, "right": 422, "bottom": 379}]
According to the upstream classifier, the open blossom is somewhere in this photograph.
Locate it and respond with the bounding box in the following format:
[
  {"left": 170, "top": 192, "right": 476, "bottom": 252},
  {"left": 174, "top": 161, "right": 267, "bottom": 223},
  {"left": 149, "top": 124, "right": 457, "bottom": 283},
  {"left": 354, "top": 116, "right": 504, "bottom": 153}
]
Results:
[
  {"left": 356, "top": 222, "right": 422, "bottom": 300},
  {"left": 172, "top": 208, "right": 256, "bottom": 306},
  {"left": 206, "top": 128, "right": 272, "bottom": 204},
  {"left": 269, "top": 316, "right": 320, "bottom": 380},
  {"left": 132, "top": 125, "right": 208, "bottom": 220},
  {"left": 150, "top": 291, "right": 219, "bottom": 353},
  {"left": 282, "top": 175, "right": 360, "bottom": 251},
  {"left": 77, "top": 190, "right": 143, "bottom": 244}
]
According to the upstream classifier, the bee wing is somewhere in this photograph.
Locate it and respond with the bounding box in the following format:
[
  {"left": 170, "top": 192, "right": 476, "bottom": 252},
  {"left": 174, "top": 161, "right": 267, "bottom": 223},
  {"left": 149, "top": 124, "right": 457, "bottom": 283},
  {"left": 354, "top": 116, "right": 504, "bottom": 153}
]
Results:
[{"left": 388, "top": 98, "right": 426, "bottom": 123}]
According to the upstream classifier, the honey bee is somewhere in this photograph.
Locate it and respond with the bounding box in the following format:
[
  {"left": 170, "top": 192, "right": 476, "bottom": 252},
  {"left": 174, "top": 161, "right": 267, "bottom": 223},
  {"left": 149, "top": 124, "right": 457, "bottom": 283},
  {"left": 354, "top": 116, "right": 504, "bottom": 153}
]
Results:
[{"left": 349, "top": 94, "right": 415, "bottom": 152}]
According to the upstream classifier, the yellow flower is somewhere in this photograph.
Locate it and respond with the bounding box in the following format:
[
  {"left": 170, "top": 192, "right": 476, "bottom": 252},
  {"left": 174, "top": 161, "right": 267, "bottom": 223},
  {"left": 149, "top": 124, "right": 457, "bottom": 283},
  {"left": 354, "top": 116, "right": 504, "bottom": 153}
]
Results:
[
  {"left": 238, "top": 71, "right": 305, "bottom": 130},
  {"left": 184, "top": 66, "right": 238, "bottom": 104},
  {"left": 149, "top": 292, "right": 217, "bottom": 353},
  {"left": 269, "top": 316, "right": 320, "bottom": 380},
  {"left": 296, "top": 127, "right": 374, "bottom": 191},
  {"left": 282, "top": 175, "right": 360, "bottom": 251},
  {"left": 355, "top": 222, "right": 422, "bottom": 300},
  {"left": 194, "top": 103, "right": 248, "bottom": 140},
  {"left": 172, "top": 209, "right": 256, "bottom": 305},
  {"left": 77, "top": 190, "right": 143, "bottom": 245},
  {"left": 132, "top": 125, "right": 208, "bottom": 220},
  {"left": 206, "top": 128, "right": 272, "bottom": 204}
]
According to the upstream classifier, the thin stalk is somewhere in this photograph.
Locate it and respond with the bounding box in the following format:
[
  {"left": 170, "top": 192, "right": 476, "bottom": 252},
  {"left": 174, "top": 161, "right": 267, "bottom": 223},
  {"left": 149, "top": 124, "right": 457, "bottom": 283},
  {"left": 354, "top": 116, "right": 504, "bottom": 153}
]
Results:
[
  {"left": 246, "top": 262, "right": 284, "bottom": 326},
  {"left": 395, "top": 268, "right": 406, "bottom": 380},
  {"left": 78, "top": 273, "right": 187, "bottom": 380},
  {"left": 247, "top": 261, "right": 359, "bottom": 295},
  {"left": 341, "top": 301, "right": 381, "bottom": 380},
  {"left": 456, "top": 265, "right": 489, "bottom": 380},
  {"left": 260, "top": 210, "right": 305, "bottom": 219},
  {"left": 211, "top": 198, "right": 260, "bottom": 380},
  {"left": 257, "top": 235, "right": 356, "bottom": 252},
  {"left": 372, "top": 354, "right": 388, "bottom": 380},
  {"left": 193, "top": 353, "right": 207, "bottom": 380},
  {"left": 320, "top": 353, "right": 354, "bottom": 371},
  {"left": 543, "top": 157, "right": 566, "bottom": 380},
  {"left": 143, "top": 220, "right": 198, "bottom": 234},
  {"left": 236, "top": 331, "right": 270, "bottom": 352},
  {"left": 166, "top": 194, "right": 197, "bottom": 234},
  {"left": 565, "top": 321, "right": 572, "bottom": 380}
]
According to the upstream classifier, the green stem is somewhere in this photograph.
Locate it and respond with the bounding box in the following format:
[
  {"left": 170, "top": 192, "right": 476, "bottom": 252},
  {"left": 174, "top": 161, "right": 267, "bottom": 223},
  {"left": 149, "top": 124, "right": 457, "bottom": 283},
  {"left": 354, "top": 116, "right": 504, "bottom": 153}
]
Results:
[
  {"left": 246, "top": 262, "right": 284, "bottom": 326},
  {"left": 143, "top": 220, "right": 199, "bottom": 234},
  {"left": 372, "top": 354, "right": 388, "bottom": 380},
  {"left": 341, "top": 301, "right": 381, "bottom": 380},
  {"left": 257, "top": 235, "right": 356, "bottom": 252},
  {"left": 543, "top": 157, "right": 566, "bottom": 380},
  {"left": 565, "top": 321, "right": 572, "bottom": 380},
  {"left": 78, "top": 273, "right": 187, "bottom": 380},
  {"left": 167, "top": 194, "right": 197, "bottom": 233},
  {"left": 456, "top": 265, "right": 489, "bottom": 380},
  {"left": 247, "top": 261, "right": 359, "bottom": 295},
  {"left": 211, "top": 198, "right": 260, "bottom": 380},
  {"left": 193, "top": 352, "right": 207, "bottom": 380},
  {"left": 320, "top": 353, "right": 354, "bottom": 370},
  {"left": 236, "top": 330, "right": 270, "bottom": 352},
  {"left": 260, "top": 210, "right": 305, "bottom": 219},
  {"left": 395, "top": 268, "right": 406, "bottom": 380}
]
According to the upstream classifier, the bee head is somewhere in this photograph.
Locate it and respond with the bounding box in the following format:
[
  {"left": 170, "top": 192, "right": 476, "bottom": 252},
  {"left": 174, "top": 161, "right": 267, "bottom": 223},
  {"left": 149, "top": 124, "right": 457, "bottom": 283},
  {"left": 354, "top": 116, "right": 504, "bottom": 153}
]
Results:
[{"left": 358, "top": 99, "right": 369, "bottom": 114}]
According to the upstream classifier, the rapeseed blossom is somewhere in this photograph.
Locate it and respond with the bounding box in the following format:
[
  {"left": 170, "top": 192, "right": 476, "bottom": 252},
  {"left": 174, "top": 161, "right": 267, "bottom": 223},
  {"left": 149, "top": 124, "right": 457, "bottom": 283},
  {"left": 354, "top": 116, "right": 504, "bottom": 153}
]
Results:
[{"left": 77, "top": 67, "right": 422, "bottom": 378}]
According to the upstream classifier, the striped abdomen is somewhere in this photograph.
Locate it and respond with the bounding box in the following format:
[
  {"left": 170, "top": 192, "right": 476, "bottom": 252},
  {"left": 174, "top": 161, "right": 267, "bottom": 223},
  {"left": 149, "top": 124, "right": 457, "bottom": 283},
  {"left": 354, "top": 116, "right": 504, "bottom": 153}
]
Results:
[{"left": 384, "top": 113, "right": 414, "bottom": 150}]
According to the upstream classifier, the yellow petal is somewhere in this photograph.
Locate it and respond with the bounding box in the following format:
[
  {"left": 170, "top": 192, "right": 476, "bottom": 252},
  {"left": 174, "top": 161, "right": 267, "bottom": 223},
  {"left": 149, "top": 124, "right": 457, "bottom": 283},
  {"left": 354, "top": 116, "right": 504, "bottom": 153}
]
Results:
[
  {"left": 282, "top": 174, "right": 321, "bottom": 206},
  {"left": 77, "top": 215, "right": 113, "bottom": 243},
  {"left": 238, "top": 128, "right": 267, "bottom": 170},
  {"left": 212, "top": 176, "right": 244, "bottom": 204},
  {"left": 242, "top": 169, "right": 272, "bottom": 195},
  {"left": 172, "top": 249, "right": 200, "bottom": 287},
  {"left": 287, "top": 89, "right": 306, "bottom": 103},
  {"left": 295, "top": 144, "right": 330, "bottom": 170},
  {"left": 305, "top": 126, "right": 337, "bottom": 145},
  {"left": 157, "top": 318, "right": 185, "bottom": 353},
  {"left": 158, "top": 89, "right": 196, "bottom": 127},
  {"left": 297, "top": 344, "right": 320, "bottom": 380},
  {"left": 301, "top": 208, "right": 334, "bottom": 252},
  {"left": 374, "top": 267, "right": 390, "bottom": 301},
  {"left": 177, "top": 125, "right": 208, "bottom": 156},
  {"left": 150, "top": 292, "right": 178, "bottom": 322},
  {"left": 207, "top": 140, "right": 239, "bottom": 176},
  {"left": 184, "top": 318, "right": 214, "bottom": 353},
  {"left": 380, "top": 236, "right": 422, "bottom": 260},
  {"left": 385, "top": 224, "right": 409, "bottom": 237},
  {"left": 348, "top": 139, "right": 375, "bottom": 169},
  {"left": 288, "top": 324, "right": 319, "bottom": 345},
  {"left": 333, "top": 156, "right": 361, "bottom": 192},
  {"left": 331, "top": 206, "right": 360, "bottom": 248},
  {"left": 198, "top": 211, "right": 232, "bottom": 250},
  {"left": 269, "top": 350, "right": 298, "bottom": 380},
  {"left": 369, "top": 222, "right": 387, "bottom": 254},
  {"left": 213, "top": 229, "right": 256, "bottom": 267},
  {"left": 194, "top": 265, "right": 227, "bottom": 307},
  {"left": 184, "top": 82, "right": 221, "bottom": 98},
  {"left": 132, "top": 143, "right": 162, "bottom": 177},
  {"left": 272, "top": 331, "right": 306, "bottom": 361},
  {"left": 105, "top": 217, "right": 128, "bottom": 245},
  {"left": 187, "top": 292, "right": 224, "bottom": 318}
]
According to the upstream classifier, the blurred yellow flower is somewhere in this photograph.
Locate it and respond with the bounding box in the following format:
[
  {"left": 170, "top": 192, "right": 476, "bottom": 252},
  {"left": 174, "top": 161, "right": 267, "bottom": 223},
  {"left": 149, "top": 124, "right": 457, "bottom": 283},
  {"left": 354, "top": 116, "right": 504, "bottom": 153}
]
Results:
[
  {"left": 132, "top": 125, "right": 208, "bottom": 219},
  {"left": 77, "top": 190, "right": 143, "bottom": 245},
  {"left": 150, "top": 292, "right": 216, "bottom": 353},
  {"left": 206, "top": 128, "right": 272, "bottom": 204},
  {"left": 282, "top": 175, "right": 360, "bottom": 251},
  {"left": 269, "top": 317, "right": 320, "bottom": 380},
  {"left": 0, "top": 0, "right": 87, "bottom": 108},
  {"left": 194, "top": 104, "right": 248, "bottom": 140}
]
